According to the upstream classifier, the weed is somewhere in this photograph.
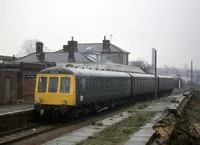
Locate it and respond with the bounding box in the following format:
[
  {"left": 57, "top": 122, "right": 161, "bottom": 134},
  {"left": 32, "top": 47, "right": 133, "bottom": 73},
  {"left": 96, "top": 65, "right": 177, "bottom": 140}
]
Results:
[{"left": 78, "top": 111, "right": 150, "bottom": 145}]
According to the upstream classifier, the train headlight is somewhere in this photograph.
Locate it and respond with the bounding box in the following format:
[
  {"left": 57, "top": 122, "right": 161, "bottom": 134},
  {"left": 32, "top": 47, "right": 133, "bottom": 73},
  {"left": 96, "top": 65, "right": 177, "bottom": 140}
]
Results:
[
  {"left": 36, "top": 98, "right": 43, "bottom": 103},
  {"left": 36, "top": 98, "right": 39, "bottom": 103}
]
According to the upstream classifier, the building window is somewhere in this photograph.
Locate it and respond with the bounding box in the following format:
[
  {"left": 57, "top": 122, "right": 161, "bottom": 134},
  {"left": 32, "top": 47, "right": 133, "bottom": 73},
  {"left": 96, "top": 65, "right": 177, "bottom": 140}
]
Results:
[
  {"left": 48, "top": 77, "right": 58, "bottom": 93},
  {"left": 60, "top": 77, "right": 70, "bottom": 93},
  {"left": 38, "top": 77, "right": 47, "bottom": 92}
]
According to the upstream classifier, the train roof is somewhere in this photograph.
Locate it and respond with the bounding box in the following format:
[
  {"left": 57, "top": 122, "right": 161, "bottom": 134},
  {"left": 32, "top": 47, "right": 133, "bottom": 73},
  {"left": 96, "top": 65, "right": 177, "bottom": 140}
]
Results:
[
  {"left": 39, "top": 66, "right": 131, "bottom": 78},
  {"left": 157, "top": 75, "right": 175, "bottom": 79},
  {"left": 129, "top": 73, "right": 155, "bottom": 78}
]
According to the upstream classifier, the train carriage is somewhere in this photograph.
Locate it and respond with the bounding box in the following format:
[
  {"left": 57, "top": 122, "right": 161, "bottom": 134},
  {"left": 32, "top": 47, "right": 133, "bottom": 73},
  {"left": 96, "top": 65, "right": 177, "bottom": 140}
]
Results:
[
  {"left": 157, "top": 75, "right": 177, "bottom": 94},
  {"left": 34, "top": 66, "right": 178, "bottom": 117},
  {"left": 34, "top": 67, "right": 131, "bottom": 115},
  {"left": 129, "top": 73, "right": 156, "bottom": 100}
]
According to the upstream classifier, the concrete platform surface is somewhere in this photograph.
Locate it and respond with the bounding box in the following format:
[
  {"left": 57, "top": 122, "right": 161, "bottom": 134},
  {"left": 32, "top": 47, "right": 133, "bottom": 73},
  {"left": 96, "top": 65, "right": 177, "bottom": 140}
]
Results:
[
  {"left": 43, "top": 110, "right": 135, "bottom": 145},
  {"left": 0, "top": 103, "right": 33, "bottom": 115},
  {"left": 124, "top": 94, "right": 186, "bottom": 145},
  {"left": 124, "top": 114, "right": 161, "bottom": 145}
]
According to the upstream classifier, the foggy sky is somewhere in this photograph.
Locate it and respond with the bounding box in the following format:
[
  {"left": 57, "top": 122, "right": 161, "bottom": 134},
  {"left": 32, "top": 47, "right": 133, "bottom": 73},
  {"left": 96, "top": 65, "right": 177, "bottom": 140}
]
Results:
[{"left": 0, "top": 0, "right": 200, "bottom": 68}]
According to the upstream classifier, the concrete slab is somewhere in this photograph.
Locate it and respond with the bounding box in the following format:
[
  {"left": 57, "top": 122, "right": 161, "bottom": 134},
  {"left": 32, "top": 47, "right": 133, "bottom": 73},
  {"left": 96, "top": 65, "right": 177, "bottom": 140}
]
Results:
[
  {"left": 56, "top": 135, "right": 86, "bottom": 142},
  {"left": 45, "top": 140, "right": 76, "bottom": 145},
  {"left": 79, "top": 127, "right": 101, "bottom": 133},
  {"left": 0, "top": 104, "right": 33, "bottom": 115},
  {"left": 133, "top": 130, "right": 153, "bottom": 138},
  {"left": 128, "top": 136, "right": 150, "bottom": 142},
  {"left": 43, "top": 125, "right": 106, "bottom": 145},
  {"left": 71, "top": 130, "right": 94, "bottom": 137},
  {"left": 125, "top": 141, "right": 148, "bottom": 145},
  {"left": 136, "top": 128, "right": 154, "bottom": 134}
]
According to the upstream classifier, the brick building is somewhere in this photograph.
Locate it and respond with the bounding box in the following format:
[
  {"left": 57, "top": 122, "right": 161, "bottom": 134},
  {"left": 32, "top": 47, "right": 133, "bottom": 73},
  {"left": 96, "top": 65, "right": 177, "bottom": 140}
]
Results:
[{"left": 0, "top": 62, "right": 45, "bottom": 104}]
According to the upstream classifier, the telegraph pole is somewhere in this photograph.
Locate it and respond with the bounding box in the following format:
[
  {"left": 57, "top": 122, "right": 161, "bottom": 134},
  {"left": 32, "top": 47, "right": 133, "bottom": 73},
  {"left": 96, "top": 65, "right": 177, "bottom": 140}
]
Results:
[
  {"left": 1, "top": 60, "right": 4, "bottom": 105},
  {"left": 154, "top": 49, "right": 157, "bottom": 99},
  {"left": 191, "top": 60, "right": 193, "bottom": 86}
]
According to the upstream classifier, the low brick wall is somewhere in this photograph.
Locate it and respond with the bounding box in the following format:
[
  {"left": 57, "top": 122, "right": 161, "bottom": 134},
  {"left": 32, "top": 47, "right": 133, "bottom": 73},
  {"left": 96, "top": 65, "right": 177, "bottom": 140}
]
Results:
[{"left": 0, "top": 109, "right": 36, "bottom": 132}]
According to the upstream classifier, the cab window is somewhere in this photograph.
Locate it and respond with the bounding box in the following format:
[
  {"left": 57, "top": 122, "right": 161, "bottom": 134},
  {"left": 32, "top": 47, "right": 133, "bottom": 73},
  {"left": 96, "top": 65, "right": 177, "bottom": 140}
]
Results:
[
  {"left": 48, "top": 77, "right": 58, "bottom": 92},
  {"left": 38, "top": 77, "right": 47, "bottom": 92},
  {"left": 60, "top": 77, "right": 70, "bottom": 93}
]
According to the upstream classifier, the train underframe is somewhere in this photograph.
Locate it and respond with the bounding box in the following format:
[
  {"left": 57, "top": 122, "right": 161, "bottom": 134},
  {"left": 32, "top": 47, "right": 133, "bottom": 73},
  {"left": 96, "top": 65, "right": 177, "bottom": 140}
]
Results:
[{"left": 34, "top": 89, "right": 173, "bottom": 120}]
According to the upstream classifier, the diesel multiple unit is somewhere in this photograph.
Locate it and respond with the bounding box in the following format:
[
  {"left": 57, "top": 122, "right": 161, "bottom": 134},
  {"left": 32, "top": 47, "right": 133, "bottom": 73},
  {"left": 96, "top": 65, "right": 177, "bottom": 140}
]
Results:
[{"left": 34, "top": 67, "right": 177, "bottom": 117}]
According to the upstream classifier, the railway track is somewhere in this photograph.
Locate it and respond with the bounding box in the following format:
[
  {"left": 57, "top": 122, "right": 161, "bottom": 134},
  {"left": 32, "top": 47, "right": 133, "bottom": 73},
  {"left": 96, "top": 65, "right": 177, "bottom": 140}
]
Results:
[
  {"left": 0, "top": 101, "right": 138, "bottom": 145},
  {"left": 0, "top": 123, "right": 59, "bottom": 145}
]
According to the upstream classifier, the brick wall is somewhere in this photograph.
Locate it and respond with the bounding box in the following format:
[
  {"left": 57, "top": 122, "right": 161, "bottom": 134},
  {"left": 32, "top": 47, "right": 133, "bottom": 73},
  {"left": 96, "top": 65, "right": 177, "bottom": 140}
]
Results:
[
  {"left": 22, "top": 70, "right": 38, "bottom": 103},
  {"left": 0, "top": 71, "right": 18, "bottom": 104},
  {"left": 0, "top": 63, "right": 45, "bottom": 105}
]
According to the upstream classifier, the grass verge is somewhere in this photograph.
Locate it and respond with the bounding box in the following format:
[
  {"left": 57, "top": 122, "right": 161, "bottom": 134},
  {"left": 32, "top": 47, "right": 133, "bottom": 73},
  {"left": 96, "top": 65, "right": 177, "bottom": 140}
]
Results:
[{"left": 77, "top": 111, "right": 152, "bottom": 145}]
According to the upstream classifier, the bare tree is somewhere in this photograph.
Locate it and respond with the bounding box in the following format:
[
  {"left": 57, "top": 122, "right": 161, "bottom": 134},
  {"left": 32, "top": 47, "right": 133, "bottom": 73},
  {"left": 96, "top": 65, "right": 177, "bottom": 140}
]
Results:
[
  {"left": 129, "top": 59, "right": 152, "bottom": 73},
  {"left": 16, "top": 39, "right": 51, "bottom": 57}
]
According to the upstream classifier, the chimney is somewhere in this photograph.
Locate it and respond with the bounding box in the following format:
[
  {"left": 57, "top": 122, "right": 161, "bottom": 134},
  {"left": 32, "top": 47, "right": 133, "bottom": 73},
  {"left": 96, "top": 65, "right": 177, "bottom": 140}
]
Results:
[
  {"left": 102, "top": 36, "right": 110, "bottom": 52},
  {"left": 63, "top": 45, "right": 68, "bottom": 52},
  {"left": 36, "top": 42, "right": 45, "bottom": 62},
  {"left": 65, "top": 37, "right": 78, "bottom": 62},
  {"left": 36, "top": 42, "right": 43, "bottom": 53}
]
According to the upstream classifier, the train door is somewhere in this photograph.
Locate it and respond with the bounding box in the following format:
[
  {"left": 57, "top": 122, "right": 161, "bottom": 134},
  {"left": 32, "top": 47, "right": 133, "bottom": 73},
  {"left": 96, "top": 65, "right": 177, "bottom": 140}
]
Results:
[{"left": 5, "top": 77, "right": 11, "bottom": 103}]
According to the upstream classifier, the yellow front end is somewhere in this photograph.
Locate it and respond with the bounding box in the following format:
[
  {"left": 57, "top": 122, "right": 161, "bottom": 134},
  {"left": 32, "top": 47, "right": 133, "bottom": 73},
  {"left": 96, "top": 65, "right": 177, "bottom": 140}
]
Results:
[{"left": 34, "top": 74, "right": 76, "bottom": 106}]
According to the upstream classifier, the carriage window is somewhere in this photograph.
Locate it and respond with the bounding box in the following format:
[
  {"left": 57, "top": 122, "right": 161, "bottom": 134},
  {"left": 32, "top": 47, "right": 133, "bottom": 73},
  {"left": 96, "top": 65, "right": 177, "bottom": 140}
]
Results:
[
  {"left": 89, "top": 79, "right": 93, "bottom": 90},
  {"left": 38, "top": 77, "right": 47, "bottom": 92},
  {"left": 60, "top": 77, "right": 70, "bottom": 93},
  {"left": 82, "top": 78, "right": 86, "bottom": 90},
  {"left": 48, "top": 77, "right": 58, "bottom": 92}
]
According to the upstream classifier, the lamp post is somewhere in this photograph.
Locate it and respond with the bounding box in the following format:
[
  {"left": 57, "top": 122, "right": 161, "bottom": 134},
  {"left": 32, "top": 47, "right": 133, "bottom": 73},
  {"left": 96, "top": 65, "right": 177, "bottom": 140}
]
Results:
[{"left": 154, "top": 49, "right": 157, "bottom": 99}]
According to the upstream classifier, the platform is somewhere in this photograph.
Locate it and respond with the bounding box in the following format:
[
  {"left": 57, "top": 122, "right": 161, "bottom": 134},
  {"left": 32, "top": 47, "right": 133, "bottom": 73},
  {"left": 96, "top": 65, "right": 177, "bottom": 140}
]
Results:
[
  {"left": 43, "top": 93, "right": 188, "bottom": 145},
  {"left": 0, "top": 103, "right": 33, "bottom": 115}
]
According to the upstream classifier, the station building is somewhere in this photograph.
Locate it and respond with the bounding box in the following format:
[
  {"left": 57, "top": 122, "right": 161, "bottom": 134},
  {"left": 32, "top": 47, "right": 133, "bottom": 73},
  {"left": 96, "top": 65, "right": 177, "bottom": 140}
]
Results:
[{"left": 0, "top": 37, "right": 142, "bottom": 104}]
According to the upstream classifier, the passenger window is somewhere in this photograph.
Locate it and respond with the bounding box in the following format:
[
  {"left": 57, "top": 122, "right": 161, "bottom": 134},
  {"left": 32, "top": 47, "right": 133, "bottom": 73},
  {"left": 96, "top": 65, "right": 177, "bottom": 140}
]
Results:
[
  {"left": 82, "top": 78, "right": 86, "bottom": 90},
  {"left": 89, "top": 79, "right": 93, "bottom": 90},
  {"left": 86, "top": 79, "right": 89, "bottom": 90},
  {"left": 96, "top": 79, "right": 100, "bottom": 89},
  {"left": 60, "top": 77, "right": 70, "bottom": 93},
  {"left": 48, "top": 77, "right": 58, "bottom": 93},
  {"left": 38, "top": 77, "right": 47, "bottom": 92}
]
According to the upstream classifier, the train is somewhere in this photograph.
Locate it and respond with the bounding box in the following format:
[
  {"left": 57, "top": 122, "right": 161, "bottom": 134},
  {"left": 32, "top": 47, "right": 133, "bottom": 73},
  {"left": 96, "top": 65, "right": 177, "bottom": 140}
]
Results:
[{"left": 34, "top": 66, "right": 178, "bottom": 117}]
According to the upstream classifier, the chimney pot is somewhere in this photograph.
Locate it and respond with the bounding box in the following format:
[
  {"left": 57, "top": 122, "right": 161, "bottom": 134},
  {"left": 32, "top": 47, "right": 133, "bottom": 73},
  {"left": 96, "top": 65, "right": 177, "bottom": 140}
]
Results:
[
  {"left": 63, "top": 45, "right": 68, "bottom": 52},
  {"left": 67, "top": 37, "right": 78, "bottom": 62},
  {"left": 36, "top": 42, "right": 43, "bottom": 53},
  {"left": 102, "top": 37, "right": 110, "bottom": 52}
]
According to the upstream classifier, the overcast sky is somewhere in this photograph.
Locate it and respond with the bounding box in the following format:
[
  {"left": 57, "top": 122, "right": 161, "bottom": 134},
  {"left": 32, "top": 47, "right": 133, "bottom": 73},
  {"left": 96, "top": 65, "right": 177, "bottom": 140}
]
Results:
[{"left": 0, "top": 0, "right": 200, "bottom": 68}]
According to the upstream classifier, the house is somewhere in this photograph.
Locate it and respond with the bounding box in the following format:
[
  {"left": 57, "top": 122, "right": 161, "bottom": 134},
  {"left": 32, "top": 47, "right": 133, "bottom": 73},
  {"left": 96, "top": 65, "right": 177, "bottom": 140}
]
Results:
[
  {"left": 0, "top": 37, "right": 139, "bottom": 104},
  {"left": 15, "top": 37, "right": 130, "bottom": 65}
]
